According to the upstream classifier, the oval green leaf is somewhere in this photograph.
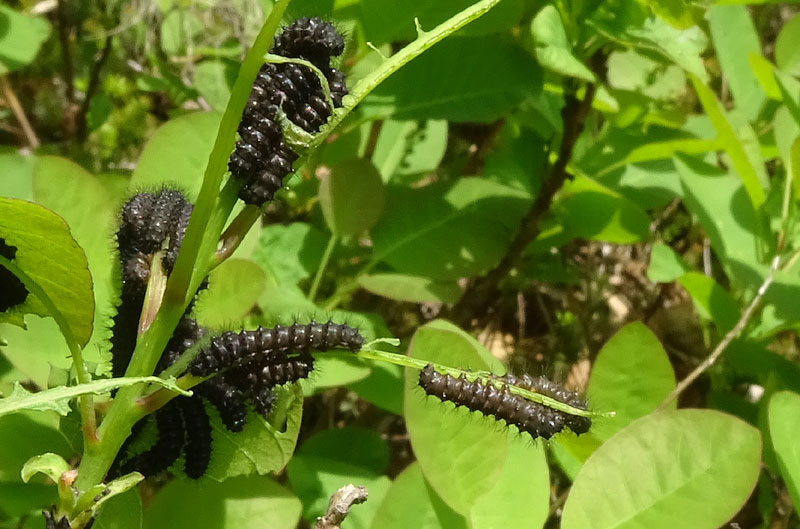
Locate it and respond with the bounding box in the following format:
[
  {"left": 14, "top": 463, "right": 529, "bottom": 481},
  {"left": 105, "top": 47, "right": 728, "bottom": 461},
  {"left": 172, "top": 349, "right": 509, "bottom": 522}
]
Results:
[
  {"left": 562, "top": 409, "right": 762, "bottom": 529},
  {"left": 0, "top": 198, "right": 94, "bottom": 347},
  {"left": 768, "top": 391, "right": 800, "bottom": 510},
  {"left": 319, "top": 158, "right": 385, "bottom": 237},
  {"left": 195, "top": 258, "right": 266, "bottom": 328},
  {"left": 358, "top": 274, "right": 461, "bottom": 304},
  {"left": 404, "top": 320, "right": 549, "bottom": 527}
]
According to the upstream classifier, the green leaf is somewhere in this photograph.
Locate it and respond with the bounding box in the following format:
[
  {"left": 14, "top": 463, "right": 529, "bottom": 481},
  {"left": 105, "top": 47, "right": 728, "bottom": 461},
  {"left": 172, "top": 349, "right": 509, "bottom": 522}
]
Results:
[
  {"left": 0, "top": 198, "right": 94, "bottom": 348},
  {"left": 144, "top": 474, "right": 302, "bottom": 529},
  {"left": 371, "top": 120, "right": 448, "bottom": 181},
  {"left": 553, "top": 323, "right": 676, "bottom": 475},
  {"left": 531, "top": 5, "right": 595, "bottom": 82},
  {"left": 347, "top": 360, "right": 404, "bottom": 415},
  {"left": 363, "top": 37, "right": 541, "bottom": 122},
  {"left": 588, "top": 323, "right": 676, "bottom": 438},
  {"left": 131, "top": 112, "right": 222, "bottom": 200},
  {"left": 371, "top": 178, "right": 530, "bottom": 280},
  {"left": 0, "top": 377, "right": 189, "bottom": 418},
  {"left": 689, "top": 75, "right": 766, "bottom": 210},
  {"left": 360, "top": 0, "right": 523, "bottom": 45},
  {"left": 708, "top": 5, "right": 766, "bottom": 121},
  {"left": 768, "top": 391, "right": 800, "bottom": 510},
  {"left": 0, "top": 151, "right": 34, "bottom": 200},
  {"left": 556, "top": 175, "right": 651, "bottom": 243},
  {"left": 775, "top": 13, "right": 800, "bottom": 77},
  {"left": 32, "top": 156, "right": 118, "bottom": 361},
  {"left": 561, "top": 409, "right": 762, "bottom": 529},
  {"left": 675, "top": 155, "right": 766, "bottom": 288},
  {"left": 625, "top": 17, "right": 708, "bottom": 82},
  {"left": 746, "top": 53, "right": 782, "bottom": 100},
  {"left": 319, "top": 158, "right": 386, "bottom": 236},
  {"left": 20, "top": 453, "right": 69, "bottom": 484},
  {"left": 252, "top": 223, "right": 328, "bottom": 287},
  {"left": 678, "top": 272, "right": 740, "bottom": 333},
  {"left": 369, "top": 462, "right": 468, "bottom": 529},
  {"left": 0, "top": 412, "right": 73, "bottom": 484},
  {"left": 193, "top": 60, "right": 237, "bottom": 111},
  {"left": 0, "top": 6, "right": 51, "bottom": 73},
  {"left": 160, "top": 10, "right": 203, "bottom": 57},
  {"left": 195, "top": 259, "right": 267, "bottom": 328},
  {"left": 202, "top": 384, "right": 303, "bottom": 481},
  {"left": 404, "top": 320, "right": 549, "bottom": 527},
  {"left": 358, "top": 274, "right": 461, "bottom": 304},
  {"left": 94, "top": 489, "right": 143, "bottom": 529},
  {"left": 287, "top": 428, "right": 390, "bottom": 527},
  {"left": 647, "top": 242, "right": 690, "bottom": 282},
  {"left": 641, "top": 0, "right": 698, "bottom": 29}
]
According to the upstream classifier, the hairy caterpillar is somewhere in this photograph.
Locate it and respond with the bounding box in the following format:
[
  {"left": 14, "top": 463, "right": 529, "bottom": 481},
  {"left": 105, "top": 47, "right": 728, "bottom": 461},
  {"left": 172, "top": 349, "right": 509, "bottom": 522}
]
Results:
[
  {"left": 189, "top": 320, "right": 363, "bottom": 376},
  {"left": 177, "top": 396, "right": 212, "bottom": 479},
  {"left": 228, "top": 17, "right": 348, "bottom": 205},
  {"left": 116, "top": 403, "right": 185, "bottom": 477},
  {"left": 418, "top": 365, "right": 591, "bottom": 439}
]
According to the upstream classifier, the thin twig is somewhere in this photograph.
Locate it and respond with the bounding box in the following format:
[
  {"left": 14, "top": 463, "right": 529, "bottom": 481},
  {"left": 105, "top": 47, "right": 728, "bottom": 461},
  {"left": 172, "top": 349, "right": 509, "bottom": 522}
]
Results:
[
  {"left": 56, "top": 0, "right": 75, "bottom": 104},
  {"left": 658, "top": 255, "right": 780, "bottom": 409},
  {"left": 76, "top": 35, "right": 114, "bottom": 139},
  {"left": 448, "top": 54, "right": 604, "bottom": 327},
  {"left": 0, "top": 77, "right": 40, "bottom": 148},
  {"left": 313, "top": 484, "right": 368, "bottom": 529}
]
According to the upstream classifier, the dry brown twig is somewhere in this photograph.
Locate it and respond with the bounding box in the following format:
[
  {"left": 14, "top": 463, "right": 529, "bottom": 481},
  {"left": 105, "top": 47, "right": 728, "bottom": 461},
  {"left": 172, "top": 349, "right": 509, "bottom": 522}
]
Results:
[{"left": 313, "top": 484, "right": 368, "bottom": 529}]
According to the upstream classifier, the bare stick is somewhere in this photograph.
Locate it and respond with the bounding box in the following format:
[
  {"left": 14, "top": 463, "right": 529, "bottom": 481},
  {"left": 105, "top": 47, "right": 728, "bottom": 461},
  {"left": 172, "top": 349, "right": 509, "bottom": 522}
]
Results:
[
  {"left": 313, "top": 484, "right": 368, "bottom": 529},
  {"left": 658, "top": 255, "right": 780, "bottom": 409},
  {"left": 0, "top": 77, "right": 40, "bottom": 148}
]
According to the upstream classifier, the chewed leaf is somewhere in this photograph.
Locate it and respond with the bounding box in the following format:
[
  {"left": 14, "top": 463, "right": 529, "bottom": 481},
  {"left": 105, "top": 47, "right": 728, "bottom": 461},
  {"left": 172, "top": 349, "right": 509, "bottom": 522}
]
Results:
[{"left": 0, "top": 198, "right": 94, "bottom": 348}]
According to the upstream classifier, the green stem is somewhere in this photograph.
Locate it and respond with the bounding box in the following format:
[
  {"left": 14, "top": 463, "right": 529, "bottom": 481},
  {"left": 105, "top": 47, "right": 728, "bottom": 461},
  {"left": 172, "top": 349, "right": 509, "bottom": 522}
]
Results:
[
  {"left": 0, "top": 256, "right": 97, "bottom": 443},
  {"left": 73, "top": 1, "right": 292, "bottom": 494},
  {"left": 309, "top": 235, "right": 338, "bottom": 302},
  {"left": 349, "top": 347, "right": 601, "bottom": 418}
]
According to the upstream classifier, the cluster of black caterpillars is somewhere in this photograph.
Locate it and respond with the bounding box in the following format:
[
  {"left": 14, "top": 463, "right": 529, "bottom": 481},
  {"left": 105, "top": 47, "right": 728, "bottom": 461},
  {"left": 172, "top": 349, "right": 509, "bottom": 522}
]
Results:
[{"left": 107, "top": 17, "right": 361, "bottom": 482}]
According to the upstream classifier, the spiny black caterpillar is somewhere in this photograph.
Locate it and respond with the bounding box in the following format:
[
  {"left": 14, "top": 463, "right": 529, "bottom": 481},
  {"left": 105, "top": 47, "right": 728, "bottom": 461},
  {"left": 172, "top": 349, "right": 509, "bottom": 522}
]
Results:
[
  {"left": 501, "top": 373, "right": 591, "bottom": 435},
  {"left": 189, "top": 320, "right": 363, "bottom": 376},
  {"left": 109, "top": 188, "right": 361, "bottom": 478},
  {"left": 229, "top": 17, "right": 348, "bottom": 205},
  {"left": 418, "top": 364, "right": 591, "bottom": 439},
  {"left": 0, "top": 237, "right": 29, "bottom": 312},
  {"left": 111, "top": 189, "right": 195, "bottom": 378}
]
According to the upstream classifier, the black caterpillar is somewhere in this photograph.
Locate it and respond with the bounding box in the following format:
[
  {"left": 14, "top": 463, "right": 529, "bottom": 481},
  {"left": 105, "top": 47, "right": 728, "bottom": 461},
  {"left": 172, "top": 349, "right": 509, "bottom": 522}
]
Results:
[
  {"left": 502, "top": 373, "right": 591, "bottom": 434},
  {"left": 189, "top": 321, "right": 363, "bottom": 376},
  {"left": 228, "top": 17, "right": 348, "bottom": 205},
  {"left": 111, "top": 189, "right": 195, "bottom": 378},
  {"left": 116, "top": 403, "right": 186, "bottom": 477},
  {"left": 418, "top": 365, "right": 591, "bottom": 439},
  {"left": 0, "top": 237, "right": 29, "bottom": 312},
  {"left": 177, "top": 396, "right": 212, "bottom": 480}
]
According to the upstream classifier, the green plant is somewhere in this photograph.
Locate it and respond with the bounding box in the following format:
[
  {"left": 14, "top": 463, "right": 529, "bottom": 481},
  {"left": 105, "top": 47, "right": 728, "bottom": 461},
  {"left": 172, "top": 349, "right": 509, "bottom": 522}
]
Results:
[{"left": 2, "top": 1, "right": 800, "bottom": 528}]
